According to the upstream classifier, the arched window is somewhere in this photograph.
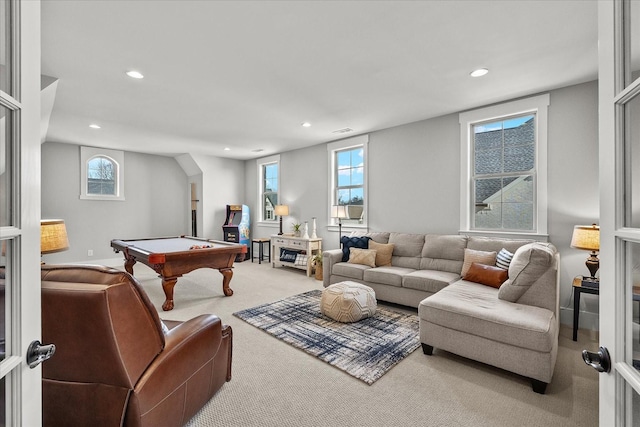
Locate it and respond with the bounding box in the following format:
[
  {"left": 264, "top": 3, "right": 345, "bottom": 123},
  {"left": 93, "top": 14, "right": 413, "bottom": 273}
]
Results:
[
  {"left": 80, "top": 146, "right": 125, "bottom": 200},
  {"left": 87, "top": 156, "right": 117, "bottom": 195}
]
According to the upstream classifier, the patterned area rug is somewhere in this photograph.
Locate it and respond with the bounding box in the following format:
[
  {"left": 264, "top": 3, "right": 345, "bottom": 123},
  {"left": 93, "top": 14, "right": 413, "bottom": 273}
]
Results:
[{"left": 233, "top": 290, "right": 420, "bottom": 385}]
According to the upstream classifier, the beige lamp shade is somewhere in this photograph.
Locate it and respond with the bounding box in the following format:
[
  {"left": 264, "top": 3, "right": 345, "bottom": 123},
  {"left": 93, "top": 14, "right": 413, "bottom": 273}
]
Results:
[
  {"left": 274, "top": 205, "right": 289, "bottom": 216},
  {"left": 331, "top": 205, "right": 348, "bottom": 219},
  {"left": 41, "top": 219, "right": 70, "bottom": 254},
  {"left": 570, "top": 224, "right": 600, "bottom": 251}
]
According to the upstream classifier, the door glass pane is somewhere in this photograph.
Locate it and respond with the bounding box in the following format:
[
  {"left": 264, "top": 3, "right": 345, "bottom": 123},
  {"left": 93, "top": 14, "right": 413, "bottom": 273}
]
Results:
[
  {"left": 0, "top": 106, "right": 10, "bottom": 227},
  {"left": 629, "top": 241, "right": 640, "bottom": 371},
  {"left": 631, "top": 0, "right": 639, "bottom": 83},
  {"left": 627, "top": 93, "right": 640, "bottom": 228},
  {"left": 0, "top": 0, "right": 11, "bottom": 96}
]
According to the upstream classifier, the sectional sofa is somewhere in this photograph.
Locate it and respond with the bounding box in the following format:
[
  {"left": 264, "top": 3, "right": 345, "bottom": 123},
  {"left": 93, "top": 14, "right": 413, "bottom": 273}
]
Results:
[{"left": 322, "top": 231, "right": 559, "bottom": 393}]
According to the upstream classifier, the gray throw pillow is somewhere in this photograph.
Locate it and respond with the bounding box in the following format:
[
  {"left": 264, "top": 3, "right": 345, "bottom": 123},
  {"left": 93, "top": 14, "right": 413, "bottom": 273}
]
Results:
[{"left": 498, "top": 242, "right": 555, "bottom": 302}]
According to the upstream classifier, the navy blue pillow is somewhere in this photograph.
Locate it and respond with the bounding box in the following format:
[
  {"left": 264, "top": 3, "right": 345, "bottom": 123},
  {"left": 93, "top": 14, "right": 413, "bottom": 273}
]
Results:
[
  {"left": 280, "top": 248, "right": 299, "bottom": 263},
  {"left": 340, "top": 236, "right": 371, "bottom": 262}
]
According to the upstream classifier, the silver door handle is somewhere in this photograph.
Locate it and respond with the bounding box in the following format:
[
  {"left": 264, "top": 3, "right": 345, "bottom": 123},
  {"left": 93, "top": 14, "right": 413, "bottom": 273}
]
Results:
[
  {"left": 26, "top": 340, "right": 56, "bottom": 369},
  {"left": 582, "top": 346, "right": 611, "bottom": 373}
]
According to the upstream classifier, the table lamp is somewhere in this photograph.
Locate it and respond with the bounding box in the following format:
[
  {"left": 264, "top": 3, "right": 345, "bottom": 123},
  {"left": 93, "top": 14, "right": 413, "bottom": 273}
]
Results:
[
  {"left": 274, "top": 205, "right": 289, "bottom": 235},
  {"left": 41, "top": 219, "right": 70, "bottom": 257},
  {"left": 570, "top": 224, "right": 600, "bottom": 280},
  {"left": 331, "top": 205, "right": 348, "bottom": 246}
]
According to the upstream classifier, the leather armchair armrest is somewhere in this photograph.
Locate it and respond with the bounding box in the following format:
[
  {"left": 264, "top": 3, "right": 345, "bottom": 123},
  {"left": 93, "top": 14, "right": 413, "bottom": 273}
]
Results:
[{"left": 132, "top": 314, "right": 225, "bottom": 411}]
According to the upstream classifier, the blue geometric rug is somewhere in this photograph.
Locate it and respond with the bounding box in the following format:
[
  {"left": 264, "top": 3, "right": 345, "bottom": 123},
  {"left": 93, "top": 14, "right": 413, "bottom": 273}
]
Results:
[{"left": 233, "top": 290, "right": 420, "bottom": 385}]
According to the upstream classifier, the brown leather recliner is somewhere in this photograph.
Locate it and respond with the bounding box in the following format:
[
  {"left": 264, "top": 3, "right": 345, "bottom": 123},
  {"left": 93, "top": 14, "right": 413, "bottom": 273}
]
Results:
[{"left": 41, "top": 264, "right": 232, "bottom": 427}]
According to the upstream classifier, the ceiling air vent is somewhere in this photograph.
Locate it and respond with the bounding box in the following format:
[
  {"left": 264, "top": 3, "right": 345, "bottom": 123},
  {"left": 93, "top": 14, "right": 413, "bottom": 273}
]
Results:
[{"left": 332, "top": 127, "right": 353, "bottom": 134}]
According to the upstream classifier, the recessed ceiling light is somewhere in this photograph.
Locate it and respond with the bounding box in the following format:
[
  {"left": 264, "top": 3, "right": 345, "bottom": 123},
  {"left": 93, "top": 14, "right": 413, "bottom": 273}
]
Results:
[
  {"left": 89, "top": 124, "right": 101, "bottom": 129},
  {"left": 224, "top": 147, "right": 231, "bottom": 151},
  {"left": 470, "top": 68, "right": 489, "bottom": 77},
  {"left": 126, "top": 70, "right": 144, "bottom": 79},
  {"left": 301, "top": 122, "right": 311, "bottom": 127}
]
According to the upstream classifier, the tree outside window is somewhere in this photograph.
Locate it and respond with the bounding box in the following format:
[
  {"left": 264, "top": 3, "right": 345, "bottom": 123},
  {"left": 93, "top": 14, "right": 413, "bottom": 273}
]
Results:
[
  {"left": 262, "top": 162, "right": 278, "bottom": 220},
  {"left": 335, "top": 146, "right": 365, "bottom": 224},
  {"left": 87, "top": 156, "right": 117, "bottom": 196}
]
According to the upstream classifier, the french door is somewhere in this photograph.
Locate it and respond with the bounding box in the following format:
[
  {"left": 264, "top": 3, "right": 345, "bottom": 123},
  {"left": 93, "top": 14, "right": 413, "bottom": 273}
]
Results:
[
  {"left": 0, "top": 1, "right": 43, "bottom": 426},
  {"left": 598, "top": 0, "right": 640, "bottom": 425}
]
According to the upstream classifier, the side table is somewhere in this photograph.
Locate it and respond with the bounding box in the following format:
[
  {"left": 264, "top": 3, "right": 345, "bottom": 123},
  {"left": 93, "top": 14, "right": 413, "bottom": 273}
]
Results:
[
  {"left": 251, "top": 238, "right": 271, "bottom": 264},
  {"left": 572, "top": 276, "right": 599, "bottom": 341}
]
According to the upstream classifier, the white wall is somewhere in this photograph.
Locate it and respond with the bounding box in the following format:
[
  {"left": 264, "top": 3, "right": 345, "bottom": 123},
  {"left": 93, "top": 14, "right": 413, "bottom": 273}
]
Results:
[
  {"left": 246, "top": 80, "right": 601, "bottom": 327},
  {"left": 41, "top": 142, "right": 190, "bottom": 263}
]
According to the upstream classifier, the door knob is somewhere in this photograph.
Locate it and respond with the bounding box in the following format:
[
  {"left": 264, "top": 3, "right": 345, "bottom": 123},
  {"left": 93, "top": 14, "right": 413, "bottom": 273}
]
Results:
[
  {"left": 26, "top": 340, "right": 56, "bottom": 369},
  {"left": 582, "top": 346, "right": 611, "bottom": 373}
]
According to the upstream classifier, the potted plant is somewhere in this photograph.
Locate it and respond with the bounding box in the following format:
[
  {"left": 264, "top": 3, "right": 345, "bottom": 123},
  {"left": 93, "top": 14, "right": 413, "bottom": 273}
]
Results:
[
  {"left": 292, "top": 223, "right": 302, "bottom": 237},
  {"left": 313, "top": 252, "right": 323, "bottom": 280}
]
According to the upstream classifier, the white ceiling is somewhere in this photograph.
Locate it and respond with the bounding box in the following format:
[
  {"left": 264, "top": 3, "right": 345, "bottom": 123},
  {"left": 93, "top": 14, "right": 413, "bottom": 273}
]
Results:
[{"left": 41, "top": 1, "right": 599, "bottom": 160}]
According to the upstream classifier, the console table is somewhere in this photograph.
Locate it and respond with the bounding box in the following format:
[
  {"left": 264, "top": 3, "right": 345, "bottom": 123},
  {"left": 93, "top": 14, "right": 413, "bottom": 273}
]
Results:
[{"left": 271, "top": 235, "right": 322, "bottom": 277}]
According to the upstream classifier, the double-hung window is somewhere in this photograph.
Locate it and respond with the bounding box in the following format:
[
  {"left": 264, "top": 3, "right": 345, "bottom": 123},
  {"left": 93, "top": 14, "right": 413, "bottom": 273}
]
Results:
[
  {"left": 328, "top": 135, "right": 368, "bottom": 227},
  {"left": 460, "top": 95, "right": 549, "bottom": 235},
  {"left": 257, "top": 155, "right": 280, "bottom": 222}
]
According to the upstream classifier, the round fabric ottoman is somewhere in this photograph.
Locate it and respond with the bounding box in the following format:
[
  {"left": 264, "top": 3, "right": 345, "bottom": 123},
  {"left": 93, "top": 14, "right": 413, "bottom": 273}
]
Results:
[{"left": 320, "top": 281, "right": 377, "bottom": 323}]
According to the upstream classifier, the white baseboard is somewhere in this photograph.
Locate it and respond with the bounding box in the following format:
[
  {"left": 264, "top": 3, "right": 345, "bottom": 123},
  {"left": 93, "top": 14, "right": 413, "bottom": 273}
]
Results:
[
  {"left": 560, "top": 306, "right": 599, "bottom": 331},
  {"left": 62, "top": 257, "right": 123, "bottom": 268}
]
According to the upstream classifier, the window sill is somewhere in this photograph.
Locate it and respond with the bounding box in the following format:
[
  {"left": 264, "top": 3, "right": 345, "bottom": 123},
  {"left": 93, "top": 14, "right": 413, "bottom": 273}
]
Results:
[
  {"left": 459, "top": 229, "right": 549, "bottom": 242},
  {"left": 79, "top": 195, "right": 125, "bottom": 201},
  {"left": 256, "top": 221, "right": 279, "bottom": 228}
]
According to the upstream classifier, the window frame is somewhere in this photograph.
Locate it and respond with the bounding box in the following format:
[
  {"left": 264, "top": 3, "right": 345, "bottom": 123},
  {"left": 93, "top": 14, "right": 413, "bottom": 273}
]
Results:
[
  {"left": 459, "top": 94, "right": 549, "bottom": 237},
  {"left": 256, "top": 154, "right": 280, "bottom": 225},
  {"left": 80, "top": 146, "right": 125, "bottom": 201},
  {"left": 327, "top": 134, "right": 368, "bottom": 230}
]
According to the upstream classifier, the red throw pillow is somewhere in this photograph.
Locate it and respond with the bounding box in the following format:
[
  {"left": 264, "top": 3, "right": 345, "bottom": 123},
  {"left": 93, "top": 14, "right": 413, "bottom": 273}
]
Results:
[{"left": 463, "top": 262, "right": 509, "bottom": 288}]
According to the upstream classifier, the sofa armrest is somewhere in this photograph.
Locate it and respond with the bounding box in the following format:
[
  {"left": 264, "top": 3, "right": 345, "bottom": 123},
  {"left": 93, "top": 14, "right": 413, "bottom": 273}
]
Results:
[{"left": 323, "top": 249, "right": 343, "bottom": 287}]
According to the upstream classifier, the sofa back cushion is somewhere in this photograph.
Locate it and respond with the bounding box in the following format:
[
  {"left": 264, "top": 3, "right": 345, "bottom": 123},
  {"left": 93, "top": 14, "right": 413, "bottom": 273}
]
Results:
[
  {"left": 498, "top": 242, "right": 558, "bottom": 312},
  {"left": 389, "top": 232, "right": 424, "bottom": 269},
  {"left": 348, "top": 231, "right": 390, "bottom": 244},
  {"left": 420, "top": 234, "right": 467, "bottom": 274},
  {"left": 466, "top": 236, "right": 534, "bottom": 255}
]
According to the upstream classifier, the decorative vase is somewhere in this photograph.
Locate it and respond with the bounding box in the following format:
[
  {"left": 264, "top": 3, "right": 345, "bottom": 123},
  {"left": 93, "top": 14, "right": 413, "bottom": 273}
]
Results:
[
  {"left": 315, "top": 262, "right": 323, "bottom": 280},
  {"left": 311, "top": 217, "right": 317, "bottom": 239},
  {"left": 303, "top": 221, "right": 309, "bottom": 239}
]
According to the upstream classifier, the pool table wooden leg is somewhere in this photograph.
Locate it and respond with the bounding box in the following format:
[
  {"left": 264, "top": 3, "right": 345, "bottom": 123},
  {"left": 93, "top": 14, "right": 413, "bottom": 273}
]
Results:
[
  {"left": 220, "top": 267, "right": 234, "bottom": 296},
  {"left": 161, "top": 277, "right": 177, "bottom": 311},
  {"left": 123, "top": 257, "right": 136, "bottom": 275}
]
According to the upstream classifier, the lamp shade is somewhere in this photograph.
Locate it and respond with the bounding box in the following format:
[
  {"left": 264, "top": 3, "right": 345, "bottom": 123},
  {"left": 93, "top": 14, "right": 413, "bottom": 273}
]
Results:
[
  {"left": 331, "top": 205, "right": 348, "bottom": 219},
  {"left": 41, "top": 219, "right": 69, "bottom": 254},
  {"left": 274, "top": 205, "right": 289, "bottom": 216},
  {"left": 570, "top": 224, "right": 600, "bottom": 251}
]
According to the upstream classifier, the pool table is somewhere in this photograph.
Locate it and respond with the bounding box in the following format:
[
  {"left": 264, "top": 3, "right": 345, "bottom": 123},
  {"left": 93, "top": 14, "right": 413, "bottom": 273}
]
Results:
[{"left": 110, "top": 236, "right": 247, "bottom": 311}]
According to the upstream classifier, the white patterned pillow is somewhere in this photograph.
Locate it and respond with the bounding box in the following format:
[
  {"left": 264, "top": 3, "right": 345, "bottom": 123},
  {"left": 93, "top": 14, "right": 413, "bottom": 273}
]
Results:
[
  {"left": 294, "top": 254, "right": 309, "bottom": 266},
  {"left": 496, "top": 248, "right": 514, "bottom": 270},
  {"left": 461, "top": 248, "right": 497, "bottom": 276}
]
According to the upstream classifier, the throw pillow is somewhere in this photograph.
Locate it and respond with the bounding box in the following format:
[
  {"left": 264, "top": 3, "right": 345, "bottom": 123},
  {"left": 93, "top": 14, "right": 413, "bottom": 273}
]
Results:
[
  {"left": 340, "top": 236, "right": 371, "bottom": 262},
  {"left": 369, "top": 240, "right": 394, "bottom": 266},
  {"left": 463, "top": 262, "right": 509, "bottom": 288},
  {"left": 498, "top": 242, "right": 556, "bottom": 302},
  {"left": 294, "top": 253, "right": 309, "bottom": 266},
  {"left": 348, "top": 248, "right": 377, "bottom": 268},
  {"left": 279, "top": 248, "right": 298, "bottom": 263},
  {"left": 496, "top": 248, "right": 514, "bottom": 270},
  {"left": 461, "top": 248, "right": 497, "bottom": 276}
]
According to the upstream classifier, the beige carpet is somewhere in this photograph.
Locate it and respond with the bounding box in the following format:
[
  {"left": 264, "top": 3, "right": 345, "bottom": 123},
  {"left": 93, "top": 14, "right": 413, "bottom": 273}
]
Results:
[{"left": 118, "top": 259, "right": 600, "bottom": 427}]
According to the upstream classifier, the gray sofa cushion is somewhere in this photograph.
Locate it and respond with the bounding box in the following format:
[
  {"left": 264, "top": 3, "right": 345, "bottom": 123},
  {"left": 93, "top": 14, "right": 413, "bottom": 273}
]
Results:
[
  {"left": 419, "top": 234, "right": 467, "bottom": 274},
  {"left": 363, "top": 266, "right": 415, "bottom": 287},
  {"left": 498, "top": 242, "right": 556, "bottom": 303},
  {"left": 389, "top": 233, "right": 424, "bottom": 269},
  {"left": 466, "top": 236, "right": 534, "bottom": 255},
  {"left": 332, "top": 262, "right": 370, "bottom": 280},
  {"left": 349, "top": 231, "right": 390, "bottom": 244},
  {"left": 402, "top": 270, "right": 460, "bottom": 293},
  {"left": 420, "top": 281, "right": 557, "bottom": 352}
]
